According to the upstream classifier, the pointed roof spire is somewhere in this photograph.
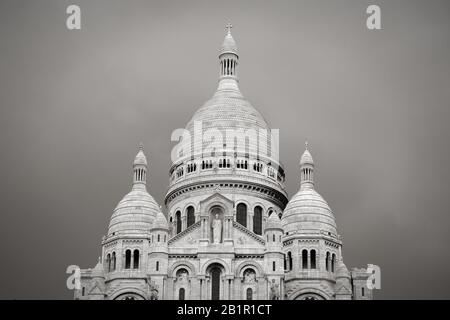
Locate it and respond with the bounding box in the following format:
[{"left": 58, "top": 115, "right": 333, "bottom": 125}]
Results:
[
  {"left": 300, "top": 141, "right": 313, "bottom": 166},
  {"left": 220, "top": 23, "right": 238, "bottom": 55},
  {"left": 133, "top": 142, "right": 147, "bottom": 166},
  {"left": 300, "top": 142, "right": 314, "bottom": 189},
  {"left": 132, "top": 143, "right": 147, "bottom": 189}
]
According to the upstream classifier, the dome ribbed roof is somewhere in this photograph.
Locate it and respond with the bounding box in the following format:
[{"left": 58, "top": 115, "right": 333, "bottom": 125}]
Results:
[
  {"left": 184, "top": 81, "right": 271, "bottom": 154},
  {"left": 266, "top": 211, "right": 282, "bottom": 230},
  {"left": 92, "top": 259, "right": 104, "bottom": 278},
  {"left": 108, "top": 188, "right": 160, "bottom": 235},
  {"left": 336, "top": 259, "right": 350, "bottom": 278},
  {"left": 152, "top": 211, "right": 169, "bottom": 230},
  {"left": 281, "top": 188, "right": 337, "bottom": 235}
]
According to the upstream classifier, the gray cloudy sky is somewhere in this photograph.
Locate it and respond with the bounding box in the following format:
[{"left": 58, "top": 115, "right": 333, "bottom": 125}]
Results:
[{"left": 0, "top": 0, "right": 449, "bottom": 299}]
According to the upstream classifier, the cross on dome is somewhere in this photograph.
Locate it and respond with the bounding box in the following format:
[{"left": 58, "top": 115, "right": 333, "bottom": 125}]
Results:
[{"left": 226, "top": 23, "right": 233, "bottom": 34}]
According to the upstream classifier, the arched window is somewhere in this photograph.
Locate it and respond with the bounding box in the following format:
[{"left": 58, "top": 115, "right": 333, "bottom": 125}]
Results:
[
  {"left": 157, "top": 234, "right": 161, "bottom": 242},
  {"left": 284, "top": 254, "right": 287, "bottom": 270},
  {"left": 302, "top": 249, "right": 308, "bottom": 269},
  {"left": 156, "top": 261, "right": 159, "bottom": 271},
  {"left": 287, "top": 251, "right": 293, "bottom": 271},
  {"left": 246, "top": 288, "right": 253, "bottom": 300},
  {"left": 112, "top": 252, "right": 116, "bottom": 271},
  {"left": 125, "top": 249, "right": 131, "bottom": 269},
  {"left": 331, "top": 253, "right": 336, "bottom": 272},
  {"left": 326, "top": 252, "right": 330, "bottom": 271},
  {"left": 106, "top": 253, "right": 111, "bottom": 272},
  {"left": 187, "top": 206, "right": 195, "bottom": 228},
  {"left": 272, "top": 261, "right": 276, "bottom": 271},
  {"left": 211, "top": 266, "right": 221, "bottom": 300},
  {"left": 236, "top": 203, "right": 247, "bottom": 227},
  {"left": 179, "top": 288, "right": 185, "bottom": 300},
  {"left": 133, "top": 249, "right": 139, "bottom": 269},
  {"left": 176, "top": 211, "right": 182, "bottom": 233},
  {"left": 253, "top": 206, "right": 262, "bottom": 235},
  {"left": 310, "top": 250, "right": 316, "bottom": 269},
  {"left": 272, "top": 234, "right": 275, "bottom": 242},
  {"left": 362, "top": 287, "right": 365, "bottom": 297}
]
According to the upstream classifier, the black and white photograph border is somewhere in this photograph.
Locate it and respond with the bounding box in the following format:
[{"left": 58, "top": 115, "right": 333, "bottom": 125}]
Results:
[{"left": 0, "top": 0, "right": 449, "bottom": 302}]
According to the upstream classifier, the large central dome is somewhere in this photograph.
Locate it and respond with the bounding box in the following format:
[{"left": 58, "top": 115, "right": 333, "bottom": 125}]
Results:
[{"left": 165, "top": 26, "right": 287, "bottom": 207}]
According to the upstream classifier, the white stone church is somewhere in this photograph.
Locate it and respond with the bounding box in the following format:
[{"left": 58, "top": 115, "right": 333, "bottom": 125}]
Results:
[{"left": 75, "top": 26, "right": 373, "bottom": 300}]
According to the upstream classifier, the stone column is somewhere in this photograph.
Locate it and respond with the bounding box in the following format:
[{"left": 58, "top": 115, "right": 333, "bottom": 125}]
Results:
[
  {"left": 257, "top": 277, "right": 265, "bottom": 299},
  {"left": 182, "top": 212, "right": 187, "bottom": 231},
  {"left": 292, "top": 251, "right": 300, "bottom": 273}
]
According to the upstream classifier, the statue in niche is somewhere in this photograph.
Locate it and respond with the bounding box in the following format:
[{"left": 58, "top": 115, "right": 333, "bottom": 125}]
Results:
[
  {"left": 176, "top": 269, "right": 189, "bottom": 283},
  {"left": 150, "top": 289, "right": 159, "bottom": 300},
  {"left": 269, "top": 279, "right": 280, "bottom": 300},
  {"left": 212, "top": 213, "right": 222, "bottom": 244},
  {"left": 146, "top": 276, "right": 159, "bottom": 300},
  {"left": 243, "top": 269, "right": 256, "bottom": 283}
]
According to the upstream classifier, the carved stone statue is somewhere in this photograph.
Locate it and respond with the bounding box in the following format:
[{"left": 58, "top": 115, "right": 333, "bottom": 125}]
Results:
[
  {"left": 269, "top": 279, "right": 280, "bottom": 300},
  {"left": 146, "top": 276, "right": 159, "bottom": 300},
  {"left": 243, "top": 269, "right": 256, "bottom": 283},
  {"left": 177, "top": 269, "right": 188, "bottom": 283},
  {"left": 212, "top": 214, "right": 222, "bottom": 243}
]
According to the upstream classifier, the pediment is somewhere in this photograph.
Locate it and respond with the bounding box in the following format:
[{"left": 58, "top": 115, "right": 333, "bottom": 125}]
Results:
[
  {"left": 335, "top": 284, "right": 352, "bottom": 295},
  {"left": 233, "top": 223, "right": 265, "bottom": 247},
  {"left": 168, "top": 223, "right": 201, "bottom": 247},
  {"left": 89, "top": 281, "right": 105, "bottom": 295},
  {"left": 199, "top": 192, "right": 234, "bottom": 216}
]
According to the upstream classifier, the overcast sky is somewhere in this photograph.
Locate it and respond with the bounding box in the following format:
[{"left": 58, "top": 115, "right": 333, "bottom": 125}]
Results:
[{"left": 0, "top": 0, "right": 449, "bottom": 299}]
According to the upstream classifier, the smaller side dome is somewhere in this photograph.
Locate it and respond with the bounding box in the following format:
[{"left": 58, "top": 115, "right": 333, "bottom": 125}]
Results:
[
  {"left": 91, "top": 257, "right": 105, "bottom": 278},
  {"left": 335, "top": 259, "right": 351, "bottom": 279},
  {"left": 152, "top": 210, "right": 169, "bottom": 230},
  {"left": 266, "top": 211, "right": 282, "bottom": 230}
]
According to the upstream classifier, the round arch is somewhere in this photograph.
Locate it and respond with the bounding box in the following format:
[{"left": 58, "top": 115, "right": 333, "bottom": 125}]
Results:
[
  {"left": 182, "top": 202, "right": 199, "bottom": 214},
  {"left": 168, "top": 260, "right": 197, "bottom": 277},
  {"left": 251, "top": 202, "right": 267, "bottom": 213},
  {"left": 235, "top": 260, "right": 264, "bottom": 278},
  {"left": 110, "top": 287, "right": 148, "bottom": 300},
  {"left": 234, "top": 199, "right": 252, "bottom": 210},
  {"left": 200, "top": 258, "right": 230, "bottom": 275},
  {"left": 289, "top": 288, "right": 331, "bottom": 300}
]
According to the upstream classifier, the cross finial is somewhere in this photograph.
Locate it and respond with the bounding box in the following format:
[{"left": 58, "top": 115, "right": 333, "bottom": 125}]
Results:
[
  {"left": 226, "top": 23, "right": 232, "bottom": 34},
  {"left": 305, "top": 141, "right": 308, "bottom": 150},
  {"left": 139, "top": 142, "right": 144, "bottom": 151}
]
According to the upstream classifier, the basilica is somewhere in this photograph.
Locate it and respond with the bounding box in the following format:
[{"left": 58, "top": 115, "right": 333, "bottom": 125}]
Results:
[{"left": 74, "top": 26, "right": 373, "bottom": 300}]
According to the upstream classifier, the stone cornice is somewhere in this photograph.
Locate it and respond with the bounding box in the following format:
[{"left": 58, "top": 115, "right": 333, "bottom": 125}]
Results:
[{"left": 165, "top": 179, "right": 288, "bottom": 209}]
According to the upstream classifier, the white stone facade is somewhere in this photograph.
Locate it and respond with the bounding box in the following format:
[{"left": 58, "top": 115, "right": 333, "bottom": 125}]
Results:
[{"left": 75, "top": 26, "right": 373, "bottom": 301}]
